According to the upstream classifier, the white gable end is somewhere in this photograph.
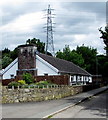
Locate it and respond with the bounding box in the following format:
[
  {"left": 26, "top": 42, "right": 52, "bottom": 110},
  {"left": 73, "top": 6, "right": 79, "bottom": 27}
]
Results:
[
  {"left": 2, "top": 55, "right": 59, "bottom": 79},
  {"left": 2, "top": 58, "right": 18, "bottom": 79},
  {"left": 36, "top": 55, "right": 59, "bottom": 76}
]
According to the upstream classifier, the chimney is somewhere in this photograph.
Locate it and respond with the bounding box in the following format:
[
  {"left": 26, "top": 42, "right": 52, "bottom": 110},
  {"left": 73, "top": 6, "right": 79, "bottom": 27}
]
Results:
[{"left": 17, "top": 44, "right": 37, "bottom": 77}]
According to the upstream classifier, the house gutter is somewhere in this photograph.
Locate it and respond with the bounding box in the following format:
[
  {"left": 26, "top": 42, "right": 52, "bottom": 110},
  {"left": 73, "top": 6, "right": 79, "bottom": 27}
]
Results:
[{"left": 59, "top": 70, "right": 92, "bottom": 76}]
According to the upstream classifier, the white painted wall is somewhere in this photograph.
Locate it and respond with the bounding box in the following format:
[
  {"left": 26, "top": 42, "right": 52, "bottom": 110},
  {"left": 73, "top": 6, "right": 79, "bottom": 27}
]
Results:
[
  {"left": 2, "top": 59, "right": 18, "bottom": 79},
  {"left": 2, "top": 55, "right": 59, "bottom": 79},
  {"left": 36, "top": 55, "right": 59, "bottom": 76},
  {"left": 69, "top": 75, "right": 92, "bottom": 86}
]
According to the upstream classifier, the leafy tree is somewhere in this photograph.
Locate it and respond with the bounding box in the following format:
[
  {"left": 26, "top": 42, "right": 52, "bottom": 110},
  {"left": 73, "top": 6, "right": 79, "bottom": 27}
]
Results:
[
  {"left": 2, "top": 55, "right": 12, "bottom": 69},
  {"left": 26, "top": 38, "right": 45, "bottom": 53},
  {"left": 10, "top": 47, "right": 18, "bottom": 61},
  {"left": 99, "top": 26, "right": 108, "bottom": 56},
  {"left": 97, "top": 55, "right": 108, "bottom": 80},
  {"left": 97, "top": 55, "right": 106, "bottom": 75},
  {"left": 103, "top": 61, "right": 108, "bottom": 77},
  {"left": 2, "top": 48, "right": 10, "bottom": 54},
  {"left": 76, "top": 45, "right": 97, "bottom": 74},
  {"left": 2, "top": 38, "right": 46, "bottom": 69},
  {"left": 56, "top": 45, "right": 85, "bottom": 68},
  {"left": 56, "top": 45, "right": 98, "bottom": 74}
]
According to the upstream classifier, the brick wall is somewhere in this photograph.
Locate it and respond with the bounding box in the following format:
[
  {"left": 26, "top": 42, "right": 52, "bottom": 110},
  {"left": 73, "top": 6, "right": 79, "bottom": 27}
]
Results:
[
  {"left": 2, "top": 79, "right": 19, "bottom": 86},
  {"left": 17, "top": 44, "right": 37, "bottom": 76},
  {"left": 2, "top": 75, "right": 70, "bottom": 86},
  {"left": 35, "top": 75, "right": 70, "bottom": 85}
]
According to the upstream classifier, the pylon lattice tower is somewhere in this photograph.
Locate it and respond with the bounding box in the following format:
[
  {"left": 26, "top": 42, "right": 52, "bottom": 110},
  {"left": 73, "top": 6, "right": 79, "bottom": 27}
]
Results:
[{"left": 45, "top": 5, "right": 55, "bottom": 56}]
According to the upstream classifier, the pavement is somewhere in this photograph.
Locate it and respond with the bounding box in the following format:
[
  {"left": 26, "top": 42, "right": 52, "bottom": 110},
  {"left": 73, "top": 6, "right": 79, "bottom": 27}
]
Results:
[
  {"left": 42, "top": 86, "right": 108, "bottom": 119},
  {"left": 2, "top": 86, "right": 108, "bottom": 119},
  {"left": 52, "top": 89, "right": 108, "bottom": 118}
]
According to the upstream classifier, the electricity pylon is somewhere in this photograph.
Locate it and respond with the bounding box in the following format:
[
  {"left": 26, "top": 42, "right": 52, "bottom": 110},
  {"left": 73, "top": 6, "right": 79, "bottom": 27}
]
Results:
[{"left": 44, "top": 5, "right": 55, "bottom": 56}]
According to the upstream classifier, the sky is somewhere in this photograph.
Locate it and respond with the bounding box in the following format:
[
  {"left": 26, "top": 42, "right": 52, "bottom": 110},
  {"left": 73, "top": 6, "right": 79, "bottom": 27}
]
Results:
[{"left": 0, "top": 0, "right": 107, "bottom": 55}]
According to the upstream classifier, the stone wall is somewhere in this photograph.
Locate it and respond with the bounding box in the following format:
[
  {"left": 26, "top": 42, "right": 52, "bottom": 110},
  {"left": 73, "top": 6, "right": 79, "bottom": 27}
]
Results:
[{"left": 2, "top": 85, "right": 84, "bottom": 104}]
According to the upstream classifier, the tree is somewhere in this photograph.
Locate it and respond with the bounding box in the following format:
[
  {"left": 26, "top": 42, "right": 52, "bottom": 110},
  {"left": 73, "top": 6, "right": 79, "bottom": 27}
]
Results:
[
  {"left": 2, "top": 38, "right": 46, "bottom": 69},
  {"left": 10, "top": 47, "right": 18, "bottom": 61},
  {"left": 2, "top": 48, "right": 11, "bottom": 58},
  {"left": 26, "top": 38, "right": 45, "bottom": 53},
  {"left": 2, "top": 55, "right": 12, "bottom": 69},
  {"left": 99, "top": 26, "right": 108, "bottom": 56},
  {"left": 97, "top": 54, "right": 108, "bottom": 79},
  {"left": 56, "top": 45, "right": 85, "bottom": 68},
  {"left": 56, "top": 45, "right": 98, "bottom": 74},
  {"left": 76, "top": 45, "right": 97, "bottom": 74}
]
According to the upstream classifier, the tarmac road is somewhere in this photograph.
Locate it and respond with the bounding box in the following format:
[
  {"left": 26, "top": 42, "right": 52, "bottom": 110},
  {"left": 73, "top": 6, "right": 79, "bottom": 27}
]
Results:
[
  {"left": 52, "top": 90, "right": 108, "bottom": 118},
  {"left": 2, "top": 86, "right": 108, "bottom": 119}
]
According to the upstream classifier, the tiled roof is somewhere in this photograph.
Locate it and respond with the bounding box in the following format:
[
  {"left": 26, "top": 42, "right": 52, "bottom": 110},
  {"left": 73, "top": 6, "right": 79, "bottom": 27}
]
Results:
[{"left": 38, "top": 53, "right": 91, "bottom": 76}]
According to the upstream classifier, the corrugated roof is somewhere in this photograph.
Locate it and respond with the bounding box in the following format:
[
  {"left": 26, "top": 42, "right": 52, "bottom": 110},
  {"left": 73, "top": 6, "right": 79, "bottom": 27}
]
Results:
[{"left": 38, "top": 53, "right": 91, "bottom": 76}]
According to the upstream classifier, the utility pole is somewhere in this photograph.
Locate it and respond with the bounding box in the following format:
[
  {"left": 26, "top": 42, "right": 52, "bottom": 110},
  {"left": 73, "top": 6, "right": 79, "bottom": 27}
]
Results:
[{"left": 44, "top": 5, "right": 55, "bottom": 56}]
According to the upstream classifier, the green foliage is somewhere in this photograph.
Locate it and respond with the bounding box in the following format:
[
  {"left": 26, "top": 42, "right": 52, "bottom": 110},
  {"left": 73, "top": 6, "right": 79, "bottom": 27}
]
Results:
[
  {"left": 56, "top": 45, "right": 97, "bottom": 74},
  {"left": 23, "top": 73, "right": 34, "bottom": 84},
  {"left": 26, "top": 81, "right": 56, "bottom": 88},
  {"left": 18, "top": 80, "right": 26, "bottom": 85},
  {"left": 2, "top": 47, "right": 18, "bottom": 69},
  {"left": 26, "top": 38, "right": 45, "bottom": 53},
  {"left": 2, "top": 38, "right": 45, "bottom": 69},
  {"left": 8, "top": 81, "right": 20, "bottom": 88},
  {"left": 76, "top": 45, "right": 97, "bottom": 74},
  {"left": 99, "top": 26, "right": 108, "bottom": 56},
  {"left": 102, "top": 61, "right": 108, "bottom": 77},
  {"left": 56, "top": 45, "right": 85, "bottom": 68},
  {"left": 2, "top": 55, "right": 13, "bottom": 69},
  {"left": 36, "top": 81, "right": 50, "bottom": 85},
  {"left": 10, "top": 48, "right": 18, "bottom": 60}
]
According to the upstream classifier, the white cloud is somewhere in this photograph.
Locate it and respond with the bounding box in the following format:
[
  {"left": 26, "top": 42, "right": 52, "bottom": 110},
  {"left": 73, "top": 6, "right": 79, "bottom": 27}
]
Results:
[
  {"left": 1, "top": 12, "right": 44, "bottom": 33},
  {"left": 0, "top": 0, "right": 24, "bottom": 6},
  {"left": 1, "top": 2, "right": 106, "bottom": 55}
]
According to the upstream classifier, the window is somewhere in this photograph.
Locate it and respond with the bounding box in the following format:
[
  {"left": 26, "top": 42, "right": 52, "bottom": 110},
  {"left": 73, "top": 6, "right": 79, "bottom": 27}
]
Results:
[
  {"left": 71, "top": 76, "right": 73, "bottom": 82},
  {"left": 10, "top": 74, "right": 14, "bottom": 79},
  {"left": 44, "top": 73, "right": 48, "bottom": 76}
]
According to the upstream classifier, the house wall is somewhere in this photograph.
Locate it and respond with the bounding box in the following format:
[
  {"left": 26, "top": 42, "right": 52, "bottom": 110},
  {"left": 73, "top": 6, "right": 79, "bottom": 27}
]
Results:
[
  {"left": 2, "top": 59, "right": 18, "bottom": 79},
  {"left": 69, "top": 75, "right": 92, "bottom": 85},
  {"left": 36, "top": 55, "right": 59, "bottom": 76},
  {"left": 2, "top": 55, "right": 59, "bottom": 79}
]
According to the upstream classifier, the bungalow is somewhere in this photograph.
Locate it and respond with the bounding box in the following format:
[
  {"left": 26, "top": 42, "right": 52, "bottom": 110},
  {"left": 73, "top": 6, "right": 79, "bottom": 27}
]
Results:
[{"left": 1, "top": 44, "right": 92, "bottom": 85}]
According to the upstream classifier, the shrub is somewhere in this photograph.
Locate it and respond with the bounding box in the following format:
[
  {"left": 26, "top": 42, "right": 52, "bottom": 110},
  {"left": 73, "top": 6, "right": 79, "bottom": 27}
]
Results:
[
  {"left": 36, "top": 81, "right": 49, "bottom": 85},
  {"left": 23, "top": 73, "right": 34, "bottom": 84},
  {"left": 8, "top": 81, "right": 20, "bottom": 88},
  {"left": 18, "top": 80, "right": 26, "bottom": 85}
]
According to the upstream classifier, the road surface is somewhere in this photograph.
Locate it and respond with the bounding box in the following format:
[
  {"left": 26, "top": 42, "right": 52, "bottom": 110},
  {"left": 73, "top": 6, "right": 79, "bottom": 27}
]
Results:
[
  {"left": 52, "top": 90, "right": 108, "bottom": 118},
  {"left": 2, "top": 86, "right": 108, "bottom": 119}
]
